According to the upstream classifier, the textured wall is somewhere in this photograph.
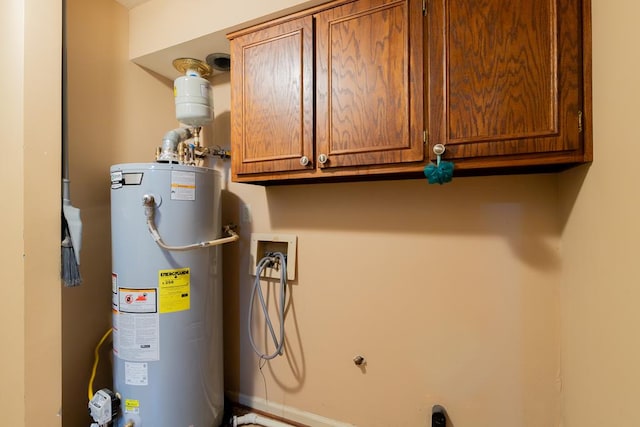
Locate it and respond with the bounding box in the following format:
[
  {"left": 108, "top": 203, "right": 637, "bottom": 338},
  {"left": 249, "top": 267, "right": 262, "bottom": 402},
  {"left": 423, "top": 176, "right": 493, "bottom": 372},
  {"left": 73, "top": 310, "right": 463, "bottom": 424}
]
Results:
[
  {"left": 559, "top": 0, "right": 640, "bottom": 425},
  {"left": 62, "top": 0, "right": 175, "bottom": 424},
  {"left": 0, "top": 0, "right": 62, "bottom": 425},
  {"left": 211, "top": 74, "right": 563, "bottom": 426}
]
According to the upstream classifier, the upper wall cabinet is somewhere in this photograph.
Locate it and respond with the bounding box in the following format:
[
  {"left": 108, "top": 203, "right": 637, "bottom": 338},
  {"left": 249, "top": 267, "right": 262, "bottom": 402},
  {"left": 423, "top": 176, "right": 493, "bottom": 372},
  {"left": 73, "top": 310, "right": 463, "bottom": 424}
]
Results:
[
  {"left": 427, "top": 0, "right": 591, "bottom": 170},
  {"left": 229, "top": 0, "right": 425, "bottom": 183},
  {"left": 229, "top": 15, "right": 315, "bottom": 178},
  {"left": 314, "top": 0, "right": 424, "bottom": 171},
  {"left": 228, "top": 0, "right": 591, "bottom": 184}
]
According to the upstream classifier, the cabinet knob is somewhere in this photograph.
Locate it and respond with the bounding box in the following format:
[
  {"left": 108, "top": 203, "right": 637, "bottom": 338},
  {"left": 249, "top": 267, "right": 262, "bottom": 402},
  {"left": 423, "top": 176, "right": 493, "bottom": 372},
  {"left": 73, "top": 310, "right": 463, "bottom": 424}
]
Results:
[
  {"left": 318, "top": 154, "right": 329, "bottom": 165},
  {"left": 433, "top": 144, "right": 446, "bottom": 156},
  {"left": 299, "top": 156, "right": 310, "bottom": 166}
]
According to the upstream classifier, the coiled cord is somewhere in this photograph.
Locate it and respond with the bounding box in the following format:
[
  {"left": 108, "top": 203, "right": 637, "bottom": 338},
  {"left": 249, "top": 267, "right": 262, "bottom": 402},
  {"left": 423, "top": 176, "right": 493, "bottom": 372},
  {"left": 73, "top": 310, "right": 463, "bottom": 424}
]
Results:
[{"left": 248, "top": 252, "right": 287, "bottom": 360}]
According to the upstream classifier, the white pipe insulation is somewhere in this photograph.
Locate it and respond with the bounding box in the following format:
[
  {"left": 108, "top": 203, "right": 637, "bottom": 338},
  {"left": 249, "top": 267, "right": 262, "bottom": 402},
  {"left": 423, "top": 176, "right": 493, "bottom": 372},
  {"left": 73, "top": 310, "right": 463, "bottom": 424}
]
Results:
[
  {"left": 233, "top": 413, "right": 296, "bottom": 427},
  {"left": 158, "top": 127, "right": 193, "bottom": 162}
]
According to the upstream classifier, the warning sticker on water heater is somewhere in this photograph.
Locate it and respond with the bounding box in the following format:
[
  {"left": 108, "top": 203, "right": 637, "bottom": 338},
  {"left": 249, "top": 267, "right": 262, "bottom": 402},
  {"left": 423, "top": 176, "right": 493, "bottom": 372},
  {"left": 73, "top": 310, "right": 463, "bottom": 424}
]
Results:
[
  {"left": 124, "top": 362, "right": 148, "bottom": 386},
  {"left": 170, "top": 171, "right": 195, "bottom": 200},
  {"left": 113, "top": 312, "right": 159, "bottom": 361},
  {"left": 158, "top": 268, "right": 190, "bottom": 313},
  {"left": 124, "top": 399, "right": 140, "bottom": 414},
  {"left": 119, "top": 288, "right": 157, "bottom": 313}
]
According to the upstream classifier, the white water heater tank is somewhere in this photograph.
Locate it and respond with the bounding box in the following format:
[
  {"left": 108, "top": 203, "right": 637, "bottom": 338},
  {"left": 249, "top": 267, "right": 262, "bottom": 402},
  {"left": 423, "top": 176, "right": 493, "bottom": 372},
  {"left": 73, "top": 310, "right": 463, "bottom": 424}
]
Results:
[{"left": 110, "top": 163, "right": 223, "bottom": 427}]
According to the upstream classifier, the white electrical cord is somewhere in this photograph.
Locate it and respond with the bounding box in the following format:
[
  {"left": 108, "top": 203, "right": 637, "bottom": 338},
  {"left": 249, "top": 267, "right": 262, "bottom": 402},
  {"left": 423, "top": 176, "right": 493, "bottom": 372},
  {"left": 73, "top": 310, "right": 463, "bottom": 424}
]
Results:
[
  {"left": 248, "top": 252, "right": 287, "bottom": 360},
  {"left": 143, "top": 194, "right": 239, "bottom": 251}
]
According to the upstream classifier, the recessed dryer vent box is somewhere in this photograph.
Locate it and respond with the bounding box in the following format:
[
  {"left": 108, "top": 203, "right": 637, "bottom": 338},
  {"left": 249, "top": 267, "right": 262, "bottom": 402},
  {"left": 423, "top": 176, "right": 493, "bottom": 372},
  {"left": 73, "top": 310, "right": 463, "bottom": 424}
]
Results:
[{"left": 249, "top": 233, "right": 297, "bottom": 281}]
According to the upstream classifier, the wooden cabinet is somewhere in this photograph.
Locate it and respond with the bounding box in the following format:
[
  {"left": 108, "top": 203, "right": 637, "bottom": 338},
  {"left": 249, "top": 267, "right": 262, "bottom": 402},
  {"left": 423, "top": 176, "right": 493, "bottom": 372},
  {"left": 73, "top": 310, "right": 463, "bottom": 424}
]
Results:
[
  {"left": 314, "top": 0, "right": 424, "bottom": 170},
  {"left": 228, "top": 0, "right": 591, "bottom": 184},
  {"left": 229, "top": 0, "right": 425, "bottom": 183},
  {"left": 427, "top": 0, "right": 592, "bottom": 170},
  {"left": 229, "top": 16, "right": 314, "bottom": 178}
]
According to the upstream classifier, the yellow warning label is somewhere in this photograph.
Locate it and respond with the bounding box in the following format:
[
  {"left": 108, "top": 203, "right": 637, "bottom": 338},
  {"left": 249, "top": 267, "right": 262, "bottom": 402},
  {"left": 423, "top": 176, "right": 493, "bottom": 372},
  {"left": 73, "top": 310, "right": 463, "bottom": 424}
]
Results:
[
  {"left": 158, "top": 268, "right": 190, "bottom": 313},
  {"left": 125, "top": 399, "right": 140, "bottom": 414}
]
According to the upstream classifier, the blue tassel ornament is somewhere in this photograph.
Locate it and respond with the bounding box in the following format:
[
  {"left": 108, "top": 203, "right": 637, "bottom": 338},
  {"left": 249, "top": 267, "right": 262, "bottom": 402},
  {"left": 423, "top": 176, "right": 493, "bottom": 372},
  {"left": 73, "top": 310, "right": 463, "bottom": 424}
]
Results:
[{"left": 423, "top": 144, "right": 454, "bottom": 185}]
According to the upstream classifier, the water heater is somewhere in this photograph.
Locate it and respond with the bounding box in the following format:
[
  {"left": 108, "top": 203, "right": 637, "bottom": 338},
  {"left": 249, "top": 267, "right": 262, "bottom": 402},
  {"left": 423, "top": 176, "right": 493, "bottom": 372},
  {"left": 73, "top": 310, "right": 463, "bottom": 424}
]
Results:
[{"left": 109, "top": 162, "right": 224, "bottom": 427}]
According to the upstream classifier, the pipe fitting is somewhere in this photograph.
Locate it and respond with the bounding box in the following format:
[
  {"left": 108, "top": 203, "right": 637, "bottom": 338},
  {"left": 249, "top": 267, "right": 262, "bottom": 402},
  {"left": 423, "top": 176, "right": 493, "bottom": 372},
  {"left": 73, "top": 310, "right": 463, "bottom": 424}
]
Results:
[{"left": 142, "top": 194, "right": 155, "bottom": 216}]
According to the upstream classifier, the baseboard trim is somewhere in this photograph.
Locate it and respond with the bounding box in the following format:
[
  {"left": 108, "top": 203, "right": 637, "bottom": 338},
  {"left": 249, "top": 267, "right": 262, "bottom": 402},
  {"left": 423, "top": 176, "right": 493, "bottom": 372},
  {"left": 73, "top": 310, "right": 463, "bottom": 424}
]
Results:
[{"left": 226, "top": 391, "right": 356, "bottom": 427}]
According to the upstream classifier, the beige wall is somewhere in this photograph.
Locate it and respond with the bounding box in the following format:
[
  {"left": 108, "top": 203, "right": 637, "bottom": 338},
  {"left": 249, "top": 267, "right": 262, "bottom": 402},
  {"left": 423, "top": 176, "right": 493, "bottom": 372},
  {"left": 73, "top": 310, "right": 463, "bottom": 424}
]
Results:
[
  {"left": 559, "top": 0, "right": 640, "bottom": 425},
  {"left": 129, "top": 0, "right": 330, "bottom": 59},
  {"left": 210, "top": 75, "right": 562, "bottom": 425},
  {"left": 0, "top": 2, "right": 27, "bottom": 424},
  {"left": 0, "top": 0, "right": 62, "bottom": 425},
  {"left": 62, "top": 0, "right": 176, "bottom": 425}
]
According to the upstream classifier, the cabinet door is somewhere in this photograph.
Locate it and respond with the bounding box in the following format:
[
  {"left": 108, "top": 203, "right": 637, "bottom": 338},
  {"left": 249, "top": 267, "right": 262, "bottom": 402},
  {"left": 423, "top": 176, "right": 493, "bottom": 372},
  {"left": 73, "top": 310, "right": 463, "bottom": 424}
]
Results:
[
  {"left": 428, "top": 0, "right": 589, "bottom": 168},
  {"left": 315, "top": 0, "right": 425, "bottom": 170},
  {"left": 230, "top": 16, "right": 314, "bottom": 178}
]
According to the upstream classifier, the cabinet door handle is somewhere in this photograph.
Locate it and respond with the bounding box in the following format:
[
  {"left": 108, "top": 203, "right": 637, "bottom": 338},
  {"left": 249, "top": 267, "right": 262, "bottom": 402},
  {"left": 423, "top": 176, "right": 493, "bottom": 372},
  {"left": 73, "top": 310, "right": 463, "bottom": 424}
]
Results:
[
  {"left": 318, "top": 154, "right": 329, "bottom": 165},
  {"left": 299, "top": 156, "right": 310, "bottom": 166}
]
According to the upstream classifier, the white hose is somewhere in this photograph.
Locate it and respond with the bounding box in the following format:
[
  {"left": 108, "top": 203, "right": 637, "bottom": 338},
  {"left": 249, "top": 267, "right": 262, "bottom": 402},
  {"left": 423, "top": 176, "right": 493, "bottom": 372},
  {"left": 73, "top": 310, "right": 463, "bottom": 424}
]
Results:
[
  {"left": 233, "top": 413, "right": 295, "bottom": 427},
  {"left": 147, "top": 220, "right": 239, "bottom": 251},
  {"left": 248, "top": 253, "right": 287, "bottom": 359},
  {"left": 143, "top": 194, "right": 239, "bottom": 251}
]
